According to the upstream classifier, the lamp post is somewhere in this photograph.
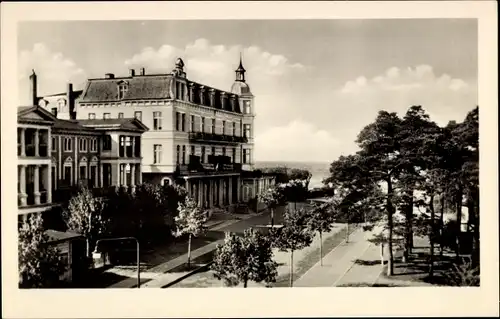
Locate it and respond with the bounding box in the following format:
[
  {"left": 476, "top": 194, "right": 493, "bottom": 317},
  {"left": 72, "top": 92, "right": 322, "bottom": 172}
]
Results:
[{"left": 93, "top": 237, "right": 140, "bottom": 288}]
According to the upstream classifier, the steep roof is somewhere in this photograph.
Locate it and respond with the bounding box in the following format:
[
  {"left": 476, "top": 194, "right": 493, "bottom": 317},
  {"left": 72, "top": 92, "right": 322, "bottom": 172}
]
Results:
[
  {"left": 80, "top": 75, "right": 173, "bottom": 102},
  {"left": 78, "top": 118, "right": 149, "bottom": 132},
  {"left": 79, "top": 73, "right": 242, "bottom": 113}
]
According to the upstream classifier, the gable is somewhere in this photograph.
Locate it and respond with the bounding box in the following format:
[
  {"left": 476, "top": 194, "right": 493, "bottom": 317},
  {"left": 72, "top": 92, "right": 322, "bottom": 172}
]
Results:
[{"left": 18, "top": 107, "right": 56, "bottom": 124}]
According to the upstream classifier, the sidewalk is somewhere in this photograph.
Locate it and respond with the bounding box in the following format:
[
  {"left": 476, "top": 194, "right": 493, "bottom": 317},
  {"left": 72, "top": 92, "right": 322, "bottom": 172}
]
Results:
[
  {"left": 107, "top": 211, "right": 262, "bottom": 288},
  {"left": 293, "top": 227, "right": 371, "bottom": 287}
]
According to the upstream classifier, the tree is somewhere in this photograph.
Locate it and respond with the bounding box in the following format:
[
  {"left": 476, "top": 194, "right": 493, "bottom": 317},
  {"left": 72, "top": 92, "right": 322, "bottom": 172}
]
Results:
[
  {"left": 354, "top": 111, "right": 405, "bottom": 276},
  {"left": 281, "top": 179, "right": 309, "bottom": 211},
  {"left": 63, "top": 186, "right": 108, "bottom": 258},
  {"left": 173, "top": 196, "right": 208, "bottom": 268},
  {"left": 306, "top": 200, "right": 336, "bottom": 266},
  {"left": 258, "top": 186, "right": 285, "bottom": 227},
  {"left": 271, "top": 208, "right": 313, "bottom": 287},
  {"left": 289, "top": 168, "right": 312, "bottom": 189},
  {"left": 211, "top": 229, "right": 278, "bottom": 287},
  {"left": 19, "top": 214, "right": 65, "bottom": 288}
]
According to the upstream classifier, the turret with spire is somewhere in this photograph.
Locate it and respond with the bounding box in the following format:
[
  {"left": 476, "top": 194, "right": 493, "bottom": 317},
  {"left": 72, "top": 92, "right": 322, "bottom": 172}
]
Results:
[
  {"left": 235, "top": 53, "right": 246, "bottom": 82},
  {"left": 231, "top": 53, "right": 251, "bottom": 95}
]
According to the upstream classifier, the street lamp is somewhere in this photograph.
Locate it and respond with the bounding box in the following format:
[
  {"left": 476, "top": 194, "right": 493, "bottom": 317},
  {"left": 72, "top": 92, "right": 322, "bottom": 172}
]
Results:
[{"left": 93, "top": 237, "right": 140, "bottom": 288}]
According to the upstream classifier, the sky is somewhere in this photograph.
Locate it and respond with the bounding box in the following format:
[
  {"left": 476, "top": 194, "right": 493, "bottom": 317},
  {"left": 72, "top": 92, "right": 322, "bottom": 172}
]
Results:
[{"left": 18, "top": 19, "right": 478, "bottom": 163}]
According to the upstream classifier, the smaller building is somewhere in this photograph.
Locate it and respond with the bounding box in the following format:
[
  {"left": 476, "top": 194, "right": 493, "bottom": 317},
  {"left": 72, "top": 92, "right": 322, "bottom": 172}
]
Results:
[
  {"left": 45, "top": 229, "right": 86, "bottom": 284},
  {"left": 18, "top": 105, "right": 149, "bottom": 226}
]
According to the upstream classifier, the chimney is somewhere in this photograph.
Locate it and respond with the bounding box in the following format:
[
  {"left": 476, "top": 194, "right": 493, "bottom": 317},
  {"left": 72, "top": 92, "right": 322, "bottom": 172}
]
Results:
[
  {"left": 140, "top": 68, "right": 145, "bottom": 76},
  {"left": 129, "top": 69, "right": 135, "bottom": 77},
  {"left": 67, "top": 83, "right": 74, "bottom": 119},
  {"left": 29, "top": 70, "right": 37, "bottom": 106},
  {"left": 105, "top": 73, "right": 115, "bottom": 79}
]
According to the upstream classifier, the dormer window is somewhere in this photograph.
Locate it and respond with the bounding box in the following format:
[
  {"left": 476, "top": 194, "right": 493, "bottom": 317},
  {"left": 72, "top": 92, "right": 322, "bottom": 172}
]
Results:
[{"left": 117, "top": 82, "right": 128, "bottom": 100}]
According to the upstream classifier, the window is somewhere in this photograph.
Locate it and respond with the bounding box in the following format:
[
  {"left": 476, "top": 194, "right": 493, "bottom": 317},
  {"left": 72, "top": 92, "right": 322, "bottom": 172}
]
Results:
[
  {"left": 119, "top": 136, "right": 125, "bottom": 157},
  {"left": 103, "top": 135, "right": 111, "bottom": 151},
  {"left": 90, "top": 138, "right": 98, "bottom": 152},
  {"left": 134, "top": 136, "right": 141, "bottom": 157},
  {"left": 88, "top": 113, "right": 96, "bottom": 120},
  {"left": 79, "top": 138, "right": 87, "bottom": 152},
  {"left": 51, "top": 108, "right": 58, "bottom": 117},
  {"left": 175, "top": 112, "right": 180, "bottom": 131},
  {"left": 182, "top": 145, "right": 186, "bottom": 164},
  {"left": 134, "top": 111, "right": 142, "bottom": 121},
  {"left": 232, "top": 122, "right": 236, "bottom": 136},
  {"left": 176, "top": 145, "right": 180, "bottom": 164},
  {"left": 153, "top": 144, "right": 162, "bottom": 164},
  {"left": 222, "top": 121, "right": 226, "bottom": 135},
  {"left": 118, "top": 84, "right": 128, "bottom": 99},
  {"left": 244, "top": 124, "right": 251, "bottom": 138},
  {"left": 79, "top": 165, "right": 87, "bottom": 180},
  {"left": 201, "top": 117, "right": 205, "bottom": 133},
  {"left": 232, "top": 147, "right": 236, "bottom": 163},
  {"left": 103, "top": 113, "right": 111, "bottom": 120},
  {"left": 211, "top": 119, "right": 215, "bottom": 134},
  {"left": 153, "top": 112, "right": 162, "bottom": 130},
  {"left": 244, "top": 101, "right": 251, "bottom": 114},
  {"left": 211, "top": 146, "right": 215, "bottom": 156},
  {"left": 64, "top": 164, "right": 72, "bottom": 185},
  {"left": 222, "top": 147, "right": 226, "bottom": 156},
  {"left": 201, "top": 146, "right": 205, "bottom": 163},
  {"left": 63, "top": 137, "right": 72, "bottom": 152},
  {"left": 243, "top": 149, "right": 251, "bottom": 164},
  {"left": 125, "top": 136, "right": 132, "bottom": 157},
  {"left": 118, "top": 112, "right": 124, "bottom": 119},
  {"left": 190, "top": 145, "right": 195, "bottom": 155},
  {"left": 181, "top": 113, "right": 186, "bottom": 131},
  {"left": 51, "top": 137, "right": 57, "bottom": 151},
  {"left": 190, "top": 115, "right": 195, "bottom": 132}
]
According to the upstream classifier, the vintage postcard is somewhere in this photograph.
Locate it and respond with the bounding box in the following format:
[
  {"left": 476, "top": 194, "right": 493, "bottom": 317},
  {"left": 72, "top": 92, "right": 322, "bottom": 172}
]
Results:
[{"left": 1, "top": 1, "right": 498, "bottom": 318}]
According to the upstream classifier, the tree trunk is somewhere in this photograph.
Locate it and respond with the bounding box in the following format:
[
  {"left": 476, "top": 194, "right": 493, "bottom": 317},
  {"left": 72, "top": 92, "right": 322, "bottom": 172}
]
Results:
[
  {"left": 86, "top": 237, "right": 91, "bottom": 258},
  {"left": 439, "top": 194, "right": 445, "bottom": 257},
  {"left": 271, "top": 207, "right": 274, "bottom": 227},
  {"left": 386, "top": 178, "right": 395, "bottom": 276},
  {"left": 345, "top": 222, "right": 349, "bottom": 243},
  {"left": 289, "top": 250, "right": 294, "bottom": 287},
  {"left": 429, "top": 194, "right": 435, "bottom": 277},
  {"left": 380, "top": 243, "right": 385, "bottom": 267},
  {"left": 319, "top": 231, "right": 323, "bottom": 266},
  {"left": 187, "top": 233, "right": 192, "bottom": 268},
  {"left": 455, "top": 186, "right": 463, "bottom": 261},
  {"left": 244, "top": 277, "right": 248, "bottom": 288}
]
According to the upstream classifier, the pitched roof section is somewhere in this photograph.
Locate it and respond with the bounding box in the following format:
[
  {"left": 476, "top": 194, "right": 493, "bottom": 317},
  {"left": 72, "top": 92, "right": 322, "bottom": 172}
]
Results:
[
  {"left": 17, "top": 106, "right": 57, "bottom": 124},
  {"left": 52, "top": 118, "right": 99, "bottom": 133},
  {"left": 78, "top": 118, "right": 149, "bottom": 132},
  {"left": 79, "top": 73, "right": 242, "bottom": 113},
  {"left": 80, "top": 75, "right": 173, "bottom": 102}
]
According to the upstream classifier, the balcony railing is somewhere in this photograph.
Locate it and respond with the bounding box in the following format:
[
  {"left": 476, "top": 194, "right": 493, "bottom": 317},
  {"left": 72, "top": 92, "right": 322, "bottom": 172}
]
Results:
[
  {"left": 178, "top": 155, "right": 242, "bottom": 175},
  {"left": 188, "top": 132, "right": 248, "bottom": 144}
]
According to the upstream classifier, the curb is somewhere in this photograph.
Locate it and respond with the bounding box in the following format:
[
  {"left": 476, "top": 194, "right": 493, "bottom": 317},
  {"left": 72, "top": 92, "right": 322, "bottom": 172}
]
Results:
[{"left": 162, "top": 261, "right": 214, "bottom": 288}]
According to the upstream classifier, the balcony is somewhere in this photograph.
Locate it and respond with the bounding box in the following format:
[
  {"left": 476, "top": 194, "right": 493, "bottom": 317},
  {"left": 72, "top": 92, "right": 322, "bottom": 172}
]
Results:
[
  {"left": 188, "top": 132, "right": 248, "bottom": 144},
  {"left": 177, "top": 155, "right": 242, "bottom": 175}
]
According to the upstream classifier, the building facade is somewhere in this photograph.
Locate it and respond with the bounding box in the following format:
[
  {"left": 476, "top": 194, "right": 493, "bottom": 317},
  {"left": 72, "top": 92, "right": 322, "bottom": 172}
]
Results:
[
  {"left": 17, "top": 105, "right": 148, "bottom": 224},
  {"left": 74, "top": 57, "right": 269, "bottom": 208}
]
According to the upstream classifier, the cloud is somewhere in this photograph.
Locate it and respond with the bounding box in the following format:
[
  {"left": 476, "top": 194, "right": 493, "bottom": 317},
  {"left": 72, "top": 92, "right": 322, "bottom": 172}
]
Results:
[
  {"left": 255, "top": 120, "right": 340, "bottom": 162},
  {"left": 341, "top": 65, "right": 471, "bottom": 94},
  {"left": 18, "top": 43, "right": 86, "bottom": 104},
  {"left": 334, "top": 65, "right": 477, "bottom": 127},
  {"left": 125, "top": 38, "right": 310, "bottom": 149},
  {"left": 124, "top": 38, "right": 306, "bottom": 91}
]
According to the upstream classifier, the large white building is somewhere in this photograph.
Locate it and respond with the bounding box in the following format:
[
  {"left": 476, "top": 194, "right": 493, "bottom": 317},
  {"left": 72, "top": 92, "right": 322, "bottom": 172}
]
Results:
[{"left": 71, "top": 57, "right": 273, "bottom": 208}]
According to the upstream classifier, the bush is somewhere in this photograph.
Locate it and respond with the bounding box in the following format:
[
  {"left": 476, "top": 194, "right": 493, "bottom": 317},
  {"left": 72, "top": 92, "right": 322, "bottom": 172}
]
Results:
[{"left": 442, "top": 258, "right": 480, "bottom": 286}]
